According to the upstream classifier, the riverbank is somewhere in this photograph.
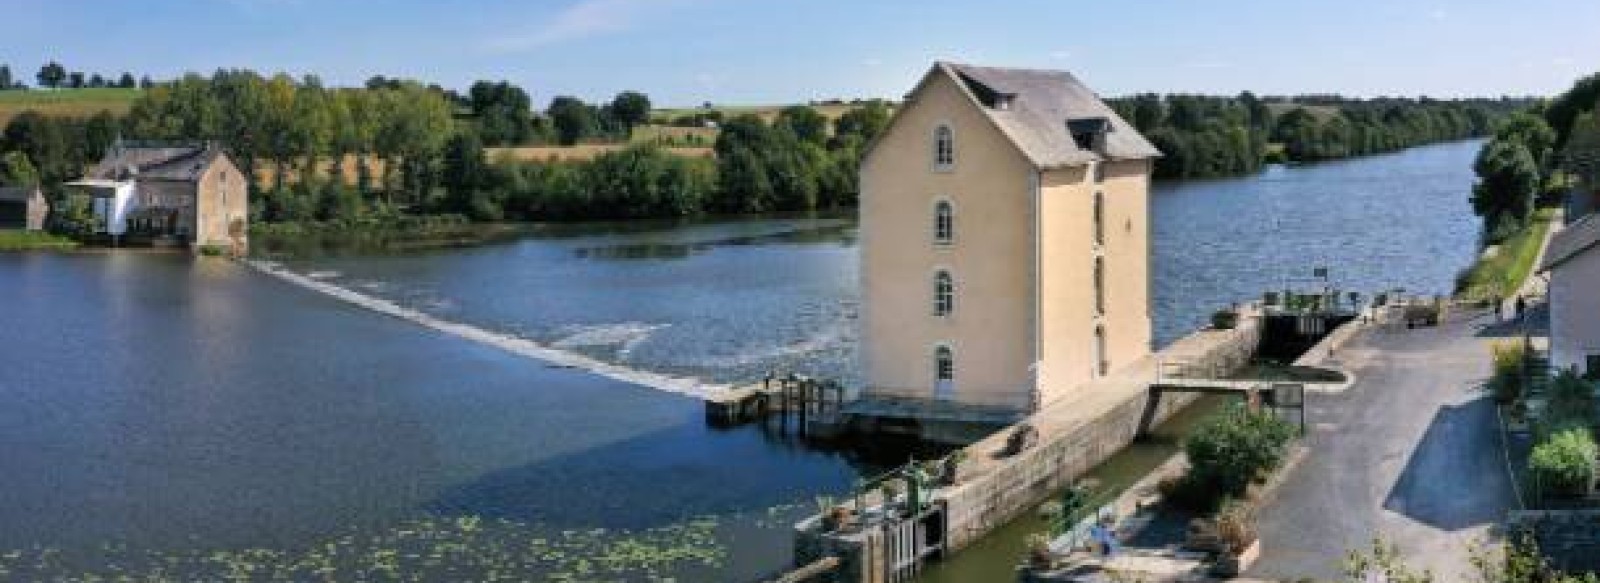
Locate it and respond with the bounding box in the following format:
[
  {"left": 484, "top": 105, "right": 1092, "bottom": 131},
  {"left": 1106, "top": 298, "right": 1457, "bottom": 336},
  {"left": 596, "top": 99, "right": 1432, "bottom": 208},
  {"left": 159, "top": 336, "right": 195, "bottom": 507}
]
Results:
[
  {"left": 1457, "top": 207, "right": 1559, "bottom": 300},
  {"left": 0, "top": 230, "right": 78, "bottom": 251},
  {"left": 250, "top": 216, "right": 532, "bottom": 257}
]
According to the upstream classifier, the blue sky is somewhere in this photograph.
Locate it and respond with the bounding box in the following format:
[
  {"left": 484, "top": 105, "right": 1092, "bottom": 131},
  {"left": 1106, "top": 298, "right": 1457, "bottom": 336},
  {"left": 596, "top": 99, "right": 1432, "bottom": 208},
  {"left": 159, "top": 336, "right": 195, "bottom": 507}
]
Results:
[{"left": 5, "top": 0, "right": 1596, "bottom": 106}]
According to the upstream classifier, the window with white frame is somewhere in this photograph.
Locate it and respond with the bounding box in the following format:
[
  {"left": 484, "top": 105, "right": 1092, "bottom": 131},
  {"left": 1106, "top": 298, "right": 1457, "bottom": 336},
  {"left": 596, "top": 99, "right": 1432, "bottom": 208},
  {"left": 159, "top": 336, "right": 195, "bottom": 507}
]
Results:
[
  {"left": 934, "top": 200, "right": 953, "bottom": 244},
  {"left": 933, "top": 125, "right": 954, "bottom": 169},
  {"left": 933, "top": 270, "right": 954, "bottom": 316}
]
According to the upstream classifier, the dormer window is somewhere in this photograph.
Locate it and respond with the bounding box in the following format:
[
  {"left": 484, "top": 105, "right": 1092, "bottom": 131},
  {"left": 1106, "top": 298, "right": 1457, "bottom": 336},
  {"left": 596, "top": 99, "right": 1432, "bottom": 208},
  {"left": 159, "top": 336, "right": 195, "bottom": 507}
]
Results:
[
  {"left": 933, "top": 125, "right": 955, "bottom": 170},
  {"left": 1068, "top": 117, "right": 1111, "bottom": 153}
]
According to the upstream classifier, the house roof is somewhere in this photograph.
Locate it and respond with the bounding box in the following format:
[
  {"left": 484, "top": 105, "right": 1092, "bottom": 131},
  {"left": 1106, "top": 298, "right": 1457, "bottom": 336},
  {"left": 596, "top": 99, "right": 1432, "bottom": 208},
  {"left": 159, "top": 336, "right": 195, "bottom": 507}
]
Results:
[
  {"left": 1540, "top": 213, "right": 1600, "bottom": 272},
  {"left": 0, "top": 186, "right": 39, "bottom": 203},
  {"left": 939, "top": 62, "right": 1161, "bottom": 168},
  {"left": 84, "top": 142, "right": 224, "bottom": 183}
]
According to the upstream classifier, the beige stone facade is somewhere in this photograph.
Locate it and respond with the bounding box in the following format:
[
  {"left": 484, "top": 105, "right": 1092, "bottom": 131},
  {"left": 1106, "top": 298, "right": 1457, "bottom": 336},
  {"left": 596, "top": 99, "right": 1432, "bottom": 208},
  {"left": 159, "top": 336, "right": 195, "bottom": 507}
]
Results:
[
  {"left": 859, "top": 63, "right": 1160, "bottom": 417},
  {"left": 72, "top": 142, "right": 249, "bottom": 254}
]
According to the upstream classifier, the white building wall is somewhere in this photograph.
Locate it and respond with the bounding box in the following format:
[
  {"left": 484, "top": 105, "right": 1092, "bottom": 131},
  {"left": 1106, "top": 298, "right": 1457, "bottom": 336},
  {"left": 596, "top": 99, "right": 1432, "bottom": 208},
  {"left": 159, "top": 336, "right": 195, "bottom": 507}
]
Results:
[
  {"left": 91, "top": 183, "right": 138, "bottom": 236},
  {"left": 1550, "top": 249, "right": 1600, "bottom": 375}
]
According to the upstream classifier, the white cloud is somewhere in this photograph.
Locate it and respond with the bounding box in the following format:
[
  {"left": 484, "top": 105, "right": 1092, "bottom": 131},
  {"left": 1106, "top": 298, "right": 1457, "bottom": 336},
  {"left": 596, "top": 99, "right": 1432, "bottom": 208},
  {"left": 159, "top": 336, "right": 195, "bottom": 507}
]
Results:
[
  {"left": 861, "top": 57, "right": 884, "bottom": 67},
  {"left": 1048, "top": 50, "right": 1073, "bottom": 61},
  {"left": 486, "top": 0, "right": 700, "bottom": 52}
]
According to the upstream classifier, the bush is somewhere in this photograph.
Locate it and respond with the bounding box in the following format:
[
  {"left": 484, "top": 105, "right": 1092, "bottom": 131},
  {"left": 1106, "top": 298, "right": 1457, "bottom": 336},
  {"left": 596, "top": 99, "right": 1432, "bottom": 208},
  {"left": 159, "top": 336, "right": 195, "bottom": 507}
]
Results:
[
  {"left": 1211, "top": 309, "right": 1239, "bottom": 330},
  {"left": 1490, "top": 341, "right": 1527, "bottom": 404},
  {"left": 196, "top": 244, "right": 227, "bottom": 257},
  {"left": 1544, "top": 369, "right": 1597, "bottom": 432},
  {"left": 1529, "top": 428, "right": 1597, "bottom": 498},
  {"left": 1178, "top": 405, "right": 1297, "bottom": 511}
]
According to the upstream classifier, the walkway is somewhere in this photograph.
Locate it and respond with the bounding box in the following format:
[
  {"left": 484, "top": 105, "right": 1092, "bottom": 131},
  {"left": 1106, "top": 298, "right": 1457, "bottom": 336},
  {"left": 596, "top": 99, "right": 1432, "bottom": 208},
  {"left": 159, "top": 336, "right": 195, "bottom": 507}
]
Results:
[{"left": 1248, "top": 309, "right": 1517, "bottom": 580}]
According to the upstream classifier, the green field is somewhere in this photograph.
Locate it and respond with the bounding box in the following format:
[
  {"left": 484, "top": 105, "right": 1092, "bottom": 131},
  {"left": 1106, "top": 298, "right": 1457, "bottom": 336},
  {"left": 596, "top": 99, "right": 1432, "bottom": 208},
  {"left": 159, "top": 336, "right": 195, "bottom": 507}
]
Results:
[
  {"left": 0, "top": 88, "right": 140, "bottom": 126},
  {"left": 652, "top": 102, "right": 882, "bottom": 125}
]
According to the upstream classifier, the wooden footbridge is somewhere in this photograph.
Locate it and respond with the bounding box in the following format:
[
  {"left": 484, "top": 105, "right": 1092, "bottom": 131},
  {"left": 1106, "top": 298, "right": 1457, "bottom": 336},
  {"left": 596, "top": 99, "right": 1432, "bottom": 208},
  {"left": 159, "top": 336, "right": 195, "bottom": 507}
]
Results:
[{"left": 704, "top": 374, "right": 847, "bottom": 436}]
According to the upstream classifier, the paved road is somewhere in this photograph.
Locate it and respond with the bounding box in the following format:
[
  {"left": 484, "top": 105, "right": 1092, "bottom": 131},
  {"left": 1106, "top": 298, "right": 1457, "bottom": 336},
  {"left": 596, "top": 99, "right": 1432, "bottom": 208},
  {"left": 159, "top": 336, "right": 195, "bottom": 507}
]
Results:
[{"left": 1249, "top": 310, "right": 1519, "bottom": 581}]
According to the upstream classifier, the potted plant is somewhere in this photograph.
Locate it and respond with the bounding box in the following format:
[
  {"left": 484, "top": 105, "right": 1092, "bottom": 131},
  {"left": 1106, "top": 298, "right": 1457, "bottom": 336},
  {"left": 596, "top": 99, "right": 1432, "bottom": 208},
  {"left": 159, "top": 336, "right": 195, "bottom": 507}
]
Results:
[
  {"left": 1024, "top": 532, "right": 1056, "bottom": 570},
  {"left": 1209, "top": 501, "right": 1261, "bottom": 577}
]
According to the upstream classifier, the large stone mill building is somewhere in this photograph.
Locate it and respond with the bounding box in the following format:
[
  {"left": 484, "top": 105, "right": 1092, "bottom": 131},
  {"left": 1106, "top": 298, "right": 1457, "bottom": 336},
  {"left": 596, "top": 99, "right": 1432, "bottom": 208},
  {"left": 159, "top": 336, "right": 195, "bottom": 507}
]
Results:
[{"left": 856, "top": 62, "right": 1160, "bottom": 437}]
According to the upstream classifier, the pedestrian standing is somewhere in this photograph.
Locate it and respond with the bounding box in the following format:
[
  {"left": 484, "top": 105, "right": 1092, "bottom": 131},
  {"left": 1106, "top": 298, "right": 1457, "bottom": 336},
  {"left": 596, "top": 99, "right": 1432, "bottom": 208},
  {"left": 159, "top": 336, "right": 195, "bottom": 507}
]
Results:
[{"left": 1515, "top": 296, "right": 1527, "bottom": 321}]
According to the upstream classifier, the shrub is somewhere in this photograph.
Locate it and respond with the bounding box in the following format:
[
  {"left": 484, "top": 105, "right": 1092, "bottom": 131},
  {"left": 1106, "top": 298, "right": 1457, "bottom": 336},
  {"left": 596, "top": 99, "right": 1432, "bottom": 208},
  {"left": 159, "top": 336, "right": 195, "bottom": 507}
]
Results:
[
  {"left": 1544, "top": 369, "right": 1597, "bottom": 432},
  {"left": 1490, "top": 341, "right": 1526, "bottom": 404},
  {"left": 1179, "top": 404, "right": 1297, "bottom": 511},
  {"left": 196, "top": 244, "right": 228, "bottom": 257},
  {"left": 1211, "top": 309, "right": 1238, "bottom": 330},
  {"left": 1529, "top": 428, "right": 1597, "bottom": 498}
]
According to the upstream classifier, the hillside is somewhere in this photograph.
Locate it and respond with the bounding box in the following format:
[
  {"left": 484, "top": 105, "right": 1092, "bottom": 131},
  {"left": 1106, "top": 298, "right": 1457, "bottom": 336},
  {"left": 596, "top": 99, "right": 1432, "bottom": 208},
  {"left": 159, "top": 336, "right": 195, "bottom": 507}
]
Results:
[{"left": 0, "top": 88, "right": 139, "bottom": 126}]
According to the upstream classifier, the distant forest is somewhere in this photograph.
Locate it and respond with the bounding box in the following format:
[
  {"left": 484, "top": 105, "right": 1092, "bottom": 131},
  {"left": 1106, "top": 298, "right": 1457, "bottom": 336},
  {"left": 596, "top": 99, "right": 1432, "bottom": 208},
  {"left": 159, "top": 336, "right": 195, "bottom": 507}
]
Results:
[
  {"left": 0, "top": 62, "right": 1542, "bottom": 230},
  {"left": 1108, "top": 93, "right": 1533, "bottom": 179}
]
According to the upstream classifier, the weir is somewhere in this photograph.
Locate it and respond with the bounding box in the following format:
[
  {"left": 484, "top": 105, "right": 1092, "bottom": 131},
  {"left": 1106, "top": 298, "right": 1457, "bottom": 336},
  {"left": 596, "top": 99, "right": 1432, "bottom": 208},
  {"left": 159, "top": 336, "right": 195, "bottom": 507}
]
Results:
[{"left": 244, "top": 260, "right": 738, "bottom": 400}]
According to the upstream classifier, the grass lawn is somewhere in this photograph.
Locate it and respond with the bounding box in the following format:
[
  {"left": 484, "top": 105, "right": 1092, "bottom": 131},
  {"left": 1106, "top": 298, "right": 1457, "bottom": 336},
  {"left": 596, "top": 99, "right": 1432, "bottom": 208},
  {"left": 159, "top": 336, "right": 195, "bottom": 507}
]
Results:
[
  {"left": 0, "top": 88, "right": 140, "bottom": 126},
  {"left": 0, "top": 230, "right": 79, "bottom": 251},
  {"left": 1457, "top": 207, "right": 1558, "bottom": 300}
]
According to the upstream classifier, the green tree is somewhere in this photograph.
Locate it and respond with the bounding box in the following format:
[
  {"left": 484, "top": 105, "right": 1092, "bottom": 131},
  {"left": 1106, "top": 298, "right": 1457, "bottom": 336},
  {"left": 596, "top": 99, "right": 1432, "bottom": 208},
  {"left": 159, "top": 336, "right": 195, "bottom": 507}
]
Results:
[
  {"left": 1530, "top": 427, "right": 1597, "bottom": 498},
  {"left": 468, "top": 80, "right": 534, "bottom": 146},
  {"left": 1495, "top": 112, "right": 1557, "bottom": 169},
  {"left": 0, "top": 151, "right": 40, "bottom": 186},
  {"left": 117, "top": 72, "right": 136, "bottom": 89},
  {"left": 1181, "top": 404, "right": 1296, "bottom": 509},
  {"left": 1471, "top": 139, "right": 1540, "bottom": 239},
  {"left": 0, "top": 65, "right": 12, "bottom": 90},
  {"left": 609, "top": 91, "right": 652, "bottom": 135},
  {"left": 35, "top": 61, "right": 66, "bottom": 89},
  {"left": 547, "top": 96, "right": 595, "bottom": 146},
  {"left": 776, "top": 105, "right": 829, "bottom": 145},
  {"left": 832, "top": 100, "right": 892, "bottom": 145}
]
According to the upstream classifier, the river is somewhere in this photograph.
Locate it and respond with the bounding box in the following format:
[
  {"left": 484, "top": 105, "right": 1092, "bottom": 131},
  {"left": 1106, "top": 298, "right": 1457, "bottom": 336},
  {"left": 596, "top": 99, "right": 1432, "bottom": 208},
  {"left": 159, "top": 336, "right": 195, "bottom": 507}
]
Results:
[{"left": 0, "top": 140, "right": 1483, "bottom": 581}]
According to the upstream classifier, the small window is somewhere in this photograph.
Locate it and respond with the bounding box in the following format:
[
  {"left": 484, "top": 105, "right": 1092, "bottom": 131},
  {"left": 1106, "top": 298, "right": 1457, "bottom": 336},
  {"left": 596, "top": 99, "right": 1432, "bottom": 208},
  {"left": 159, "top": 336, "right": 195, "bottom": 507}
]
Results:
[
  {"left": 935, "top": 345, "right": 954, "bottom": 381},
  {"left": 1092, "top": 192, "right": 1104, "bottom": 246},
  {"left": 1093, "top": 257, "right": 1105, "bottom": 315},
  {"left": 933, "top": 270, "right": 954, "bottom": 317},
  {"left": 934, "top": 200, "right": 953, "bottom": 244},
  {"left": 933, "top": 125, "right": 954, "bottom": 169},
  {"left": 1094, "top": 326, "right": 1108, "bottom": 377}
]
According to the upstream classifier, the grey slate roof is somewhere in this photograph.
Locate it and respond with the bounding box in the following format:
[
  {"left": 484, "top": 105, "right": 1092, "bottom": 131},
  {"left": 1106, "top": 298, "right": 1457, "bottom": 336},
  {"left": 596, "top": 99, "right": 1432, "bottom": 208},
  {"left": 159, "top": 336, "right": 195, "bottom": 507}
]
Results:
[
  {"left": 85, "top": 143, "right": 221, "bottom": 183},
  {"left": 941, "top": 62, "right": 1162, "bottom": 168},
  {"left": 1541, "top": 212, "right": 1600, "bottom": 272}
]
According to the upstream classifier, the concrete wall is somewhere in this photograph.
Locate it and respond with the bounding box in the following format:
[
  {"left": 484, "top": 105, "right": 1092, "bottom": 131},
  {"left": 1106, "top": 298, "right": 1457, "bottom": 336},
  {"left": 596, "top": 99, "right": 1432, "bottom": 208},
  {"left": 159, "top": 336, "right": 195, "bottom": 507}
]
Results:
[
  {"left": 941, "top": 389, "right": 1198, "bottom": 552},
  {"left": 193, "top": 155, "right": 249, "bottom": 254},
  {"left": 860, "top": 68, "right": 1036, "bottom": 411},
  {"left": 1549, "top": 249, "right": 1600, "bottom": 374}
]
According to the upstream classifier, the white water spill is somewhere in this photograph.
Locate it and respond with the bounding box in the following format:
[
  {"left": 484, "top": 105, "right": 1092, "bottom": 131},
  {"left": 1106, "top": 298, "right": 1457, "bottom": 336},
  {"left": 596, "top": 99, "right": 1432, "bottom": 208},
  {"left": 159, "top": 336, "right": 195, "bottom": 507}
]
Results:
[{"left": 245, "top": 260, "right": 735, "bottom": 400}]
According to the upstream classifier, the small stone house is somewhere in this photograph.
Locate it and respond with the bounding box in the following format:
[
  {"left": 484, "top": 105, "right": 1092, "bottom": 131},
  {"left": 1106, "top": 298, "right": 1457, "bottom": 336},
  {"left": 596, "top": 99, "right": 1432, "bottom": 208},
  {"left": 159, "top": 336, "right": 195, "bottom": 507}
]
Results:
[
  {"left": 0, "top": 185, "right": 48, "bottom": 231},
  {"left": 857, "top": 62, "right": 1160, "bottom": 430},
  {"left": 1541, "top": 213, "right": 1600, "bottom": 377},
  {"left": 67, "top": 141, "right": 249, "bottom": 254}
]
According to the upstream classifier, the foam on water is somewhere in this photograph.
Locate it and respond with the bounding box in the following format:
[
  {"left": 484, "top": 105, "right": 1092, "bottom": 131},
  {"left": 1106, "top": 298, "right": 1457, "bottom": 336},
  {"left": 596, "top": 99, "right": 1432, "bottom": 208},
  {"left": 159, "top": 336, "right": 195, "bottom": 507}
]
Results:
[{"left": 245, "top": 260, "right": 733, "bottom": 400}]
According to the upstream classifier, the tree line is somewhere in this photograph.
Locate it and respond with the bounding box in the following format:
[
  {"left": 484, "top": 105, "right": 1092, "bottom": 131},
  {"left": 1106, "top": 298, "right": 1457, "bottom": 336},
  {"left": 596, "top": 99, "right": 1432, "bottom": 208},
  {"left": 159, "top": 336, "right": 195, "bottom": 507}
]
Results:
[
  {"left": 1110, "top": 93, "right": 1523, "bottom": 179},
  {"left": 1471, "top": 72, "right": 1600, "bottom": 243},
  {"left": 3, "top": 61, "right": 154, "bottom": 90},
  {"left": 432, "top": 102, "right": 890, "bottom": 221}
]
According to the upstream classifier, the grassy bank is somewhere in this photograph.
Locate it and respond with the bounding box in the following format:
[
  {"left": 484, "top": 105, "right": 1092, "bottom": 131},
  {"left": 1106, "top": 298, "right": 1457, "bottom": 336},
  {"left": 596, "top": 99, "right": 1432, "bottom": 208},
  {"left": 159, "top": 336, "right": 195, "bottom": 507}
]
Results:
[
  {"left": 1456, "top": 207, "right": 1558, "bottom": 300},
  {"left": 250, "top": 215, "right": 530, "bottom": 258},
  {"left": 0, "top": 230, "right": 79, "bottom": 251}
]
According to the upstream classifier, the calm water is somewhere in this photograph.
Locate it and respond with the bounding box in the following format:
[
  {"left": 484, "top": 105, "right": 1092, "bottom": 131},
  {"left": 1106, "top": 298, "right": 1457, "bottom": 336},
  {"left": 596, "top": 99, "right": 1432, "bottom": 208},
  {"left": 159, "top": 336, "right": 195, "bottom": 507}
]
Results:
[{"left": 0, "top": 140, "right": 1482, "bottom": 580}]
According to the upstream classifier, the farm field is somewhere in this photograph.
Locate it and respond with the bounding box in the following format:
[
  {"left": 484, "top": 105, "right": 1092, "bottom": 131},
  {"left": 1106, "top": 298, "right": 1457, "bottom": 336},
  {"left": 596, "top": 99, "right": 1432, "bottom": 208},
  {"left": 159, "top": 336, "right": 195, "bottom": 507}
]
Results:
[{"left": 0, "top": 88, "right": 139, "bottom": 126}]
